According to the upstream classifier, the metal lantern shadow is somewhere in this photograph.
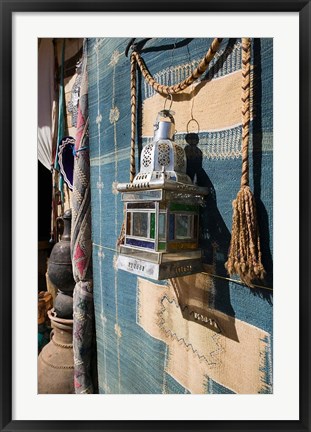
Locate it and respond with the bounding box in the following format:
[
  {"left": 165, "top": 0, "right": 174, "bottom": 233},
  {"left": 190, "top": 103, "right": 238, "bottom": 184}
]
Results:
[{"left": 117, "top": 109, "right": 208, "bottom": 280}]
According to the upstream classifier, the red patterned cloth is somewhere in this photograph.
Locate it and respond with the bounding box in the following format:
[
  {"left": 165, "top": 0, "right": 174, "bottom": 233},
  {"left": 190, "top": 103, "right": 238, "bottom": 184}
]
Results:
[{"left": 71, "top": 41, "right": 96, "bottom": 393}]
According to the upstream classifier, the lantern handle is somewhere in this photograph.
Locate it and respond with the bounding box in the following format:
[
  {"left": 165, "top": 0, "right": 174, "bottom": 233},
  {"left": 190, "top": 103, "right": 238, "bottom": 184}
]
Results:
[
  {"left": 156, "top": 109, "right": 175, "bottom": 126},
  {"left": 163, "top": 94, "right": 173, "bottom": 111}
]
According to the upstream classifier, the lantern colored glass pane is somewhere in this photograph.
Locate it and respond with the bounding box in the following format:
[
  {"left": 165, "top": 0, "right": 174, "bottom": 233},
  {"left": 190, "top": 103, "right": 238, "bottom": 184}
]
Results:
[
  {"left": 158, "top": 242, "right": 166, "bottom": 251},
  {"left": 175, "top": 215, "right": 191, "bottom": 239},
  {"left": 132, "top": 212, "right": 148, "bottom": 238},
  {"left": 170, "top": 202, "right": 198, "bottom": 212},
  {"left": 126, "top": 238, "right": 154, "bottom": 250},
  {"left": 150, "top": 213, "right": 155, "bottom": 239},
  {"left": 168, "top": 241, "right": 197, "bottom": 250},
  {"left": 158, "top": 213, "right": 166, "bottom": 240},
  {"left": 128, "top": 202, "right": 155, "bottom": 209}
]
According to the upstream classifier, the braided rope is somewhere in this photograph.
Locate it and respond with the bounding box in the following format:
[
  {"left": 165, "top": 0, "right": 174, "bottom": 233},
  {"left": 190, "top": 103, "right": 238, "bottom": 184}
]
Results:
[
  {"left": 225, "top": 38, "right": 266, "bottom": 287},
  {"left": 132, "top": 37, "right": 223, "bottom": 95},
  {"left": 118, "top": 55, "right": 137, "bottom": 246},
  {"left": 130, "top": 53, "right": 137, "bottom": 182},
  {"left": 241, "top": 37, "right": 251, "bottom": 188}
]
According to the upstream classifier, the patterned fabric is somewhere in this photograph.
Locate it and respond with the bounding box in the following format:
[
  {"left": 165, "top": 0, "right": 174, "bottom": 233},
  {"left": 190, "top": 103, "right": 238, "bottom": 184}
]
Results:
[
  {"left": 71, "top": 41, "right": 95, "bottom": 394},
  {"left": 87, "top": 38, "right": 273, "bottom": 394},
  {"left": 54, "top": 39, "right": 65, "bottom": 202},
  {"left": 68, "top": 59, "right": 83, "bottom": 128},
  {"left": 73, "top": 281, "right": 95, "bottom": 393}
]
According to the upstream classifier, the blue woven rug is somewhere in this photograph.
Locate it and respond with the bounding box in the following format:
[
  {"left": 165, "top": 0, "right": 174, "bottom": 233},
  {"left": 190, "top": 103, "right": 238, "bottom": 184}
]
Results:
[{"left": 87, "top": 37, "right": 273, "bottom": 394}]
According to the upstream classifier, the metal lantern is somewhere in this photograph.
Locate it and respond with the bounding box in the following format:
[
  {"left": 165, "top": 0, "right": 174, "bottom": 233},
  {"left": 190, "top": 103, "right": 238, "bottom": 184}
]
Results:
[{"left": 117, "top": 109, "right": 208, "bottom": 280}]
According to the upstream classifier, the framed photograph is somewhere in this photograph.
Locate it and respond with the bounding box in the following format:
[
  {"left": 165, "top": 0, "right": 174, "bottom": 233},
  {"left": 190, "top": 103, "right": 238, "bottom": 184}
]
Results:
[{"left": 1, "top": 1, "right": 310, "bottom": 431}]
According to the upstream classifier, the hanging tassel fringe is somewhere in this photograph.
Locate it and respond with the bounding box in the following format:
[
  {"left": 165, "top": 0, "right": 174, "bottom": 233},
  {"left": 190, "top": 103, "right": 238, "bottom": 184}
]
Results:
[
  {"left": 225, "top": 38, "right": 266, "bottom": 287},
  {"left": 225, "top": 185, "right": 265, "bottom": 287}
]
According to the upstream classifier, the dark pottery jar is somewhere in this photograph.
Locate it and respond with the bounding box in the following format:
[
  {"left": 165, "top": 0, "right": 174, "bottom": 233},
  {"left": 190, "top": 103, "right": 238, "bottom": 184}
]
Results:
[
  {"left": 47, "top": 209, "right": 75, "bottom": 295},
  {"left": 38, "top": 310, "right": 74, "bottom": 394},
  {"left": 53, "top": 291, "right": 73, "bottom": 319}
]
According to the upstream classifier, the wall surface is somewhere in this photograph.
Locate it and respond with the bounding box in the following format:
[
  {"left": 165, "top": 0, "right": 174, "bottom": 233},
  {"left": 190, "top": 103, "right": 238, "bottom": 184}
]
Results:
[{"left": 87, "top": 37, "right": 273, "bottom": 394}]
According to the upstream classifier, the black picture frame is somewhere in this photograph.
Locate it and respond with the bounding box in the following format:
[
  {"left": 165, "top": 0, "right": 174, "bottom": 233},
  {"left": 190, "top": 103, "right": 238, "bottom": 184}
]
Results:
[{"left": 1, "top": 1, "right": 310, "bottom": 431}]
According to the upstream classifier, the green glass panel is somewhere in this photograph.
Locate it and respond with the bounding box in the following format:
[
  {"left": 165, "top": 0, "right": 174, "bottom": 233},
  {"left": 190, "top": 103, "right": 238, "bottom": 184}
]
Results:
[
  {"left": 150, "top": 213, "right": 155, "bottom": 239},
  {"left": 158, "top": 242, "right": 166, "bottom": 251},
  {"left": 170, "top": 203, "right": 198, "bottom": 212}
]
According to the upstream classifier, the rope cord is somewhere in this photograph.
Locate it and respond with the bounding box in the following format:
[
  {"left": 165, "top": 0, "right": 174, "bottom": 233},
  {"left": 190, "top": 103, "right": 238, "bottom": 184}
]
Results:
[
  {"left": 241, "top": 38, "right": 251, "bottom": 188},
  {"left": 130, "top": 54, "right": 137, "bottom": 182},
  {"left": 225, "top": 38, "right": 266, "bottom": 287},
  {"left": 132, "top": 37, "right": 223, "bottom": 96},
  {"left": 128, "top": 37, "right": 223, "bottom": 181}
]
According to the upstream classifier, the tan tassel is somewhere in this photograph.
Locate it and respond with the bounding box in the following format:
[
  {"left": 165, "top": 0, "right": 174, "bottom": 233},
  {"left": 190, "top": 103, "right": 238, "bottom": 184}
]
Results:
[
  {"left": 225, "top": 38, "right": 266, "bottom": 287},
  {"left": 225, "top": 185, "right": 266, "bottom": 286}
]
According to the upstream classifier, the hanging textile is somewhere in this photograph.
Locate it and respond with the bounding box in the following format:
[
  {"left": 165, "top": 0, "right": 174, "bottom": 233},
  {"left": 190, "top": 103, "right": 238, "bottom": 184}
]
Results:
[
  {"left": 54, "top": 39, "right": 66, "bottom": 203},
  {"left": 87, "top": 37, "right": 273, "bottom": 395},
  {"left": 38, "top": 38, "right": 56, "bottom": 170},
  {"left": 67, "top": 59, "right": 83, "bottom": 128},
  {"left": 58, "top": 136, "right": 75, "bottom": 190},
  {"left": 54, "top": 39, "right": 65, "bottom": 170},
  {"left": 49, "top": 39, "right": 66, "bottom": 242},
  {"left": 71, "top": 41, "right": 96, "bottom": 394}
]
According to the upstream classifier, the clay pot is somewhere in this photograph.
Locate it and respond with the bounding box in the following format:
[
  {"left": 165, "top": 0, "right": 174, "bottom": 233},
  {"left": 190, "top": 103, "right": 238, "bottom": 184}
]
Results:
[
  {"left": 53, "top": 291, "right": 73, "bottom": 319},
  {"left": 38, "top": 310, "right": 74, "bottom": 394},
  {"left": 47, "top": 209, "right": 75, "bottom": 295}
]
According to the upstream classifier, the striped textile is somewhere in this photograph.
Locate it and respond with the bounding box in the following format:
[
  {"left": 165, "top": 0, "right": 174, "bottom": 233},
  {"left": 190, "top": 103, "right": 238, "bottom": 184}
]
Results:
[{"left": 87, "top": 38, "right": 273, "bottom": 394}]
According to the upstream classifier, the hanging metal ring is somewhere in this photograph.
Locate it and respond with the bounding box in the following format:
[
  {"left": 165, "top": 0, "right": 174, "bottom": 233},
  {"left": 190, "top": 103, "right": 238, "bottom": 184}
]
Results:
[
  {"left": 163, "top": 94, "right": 173, "bottom": 112},
  {"left": 186, "top": 118, "right": 200, "bottom": 134}
]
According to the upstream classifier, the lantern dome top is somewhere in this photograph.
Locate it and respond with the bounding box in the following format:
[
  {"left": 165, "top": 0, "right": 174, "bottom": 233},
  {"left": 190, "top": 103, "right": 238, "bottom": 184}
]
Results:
[
  {"left": 117, "top": 110, "right": 208, "bottom": 197},
  {"left": 140, "top": 139, "right": 187, "bottom": 174},
  {"left": 135, "top": 110, "right": 192, "bottom": 186}
]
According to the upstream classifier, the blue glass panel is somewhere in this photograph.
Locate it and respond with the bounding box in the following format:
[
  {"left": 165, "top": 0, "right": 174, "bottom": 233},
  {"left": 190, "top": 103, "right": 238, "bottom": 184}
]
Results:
[{"left": 126, "top": 238, "right": 155, "bottom": 249}]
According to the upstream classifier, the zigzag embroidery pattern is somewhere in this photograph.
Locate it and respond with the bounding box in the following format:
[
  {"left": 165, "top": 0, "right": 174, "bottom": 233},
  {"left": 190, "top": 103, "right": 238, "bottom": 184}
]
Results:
[{"left": 158, "top": 295, "right": 224, "bottom": 367}]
